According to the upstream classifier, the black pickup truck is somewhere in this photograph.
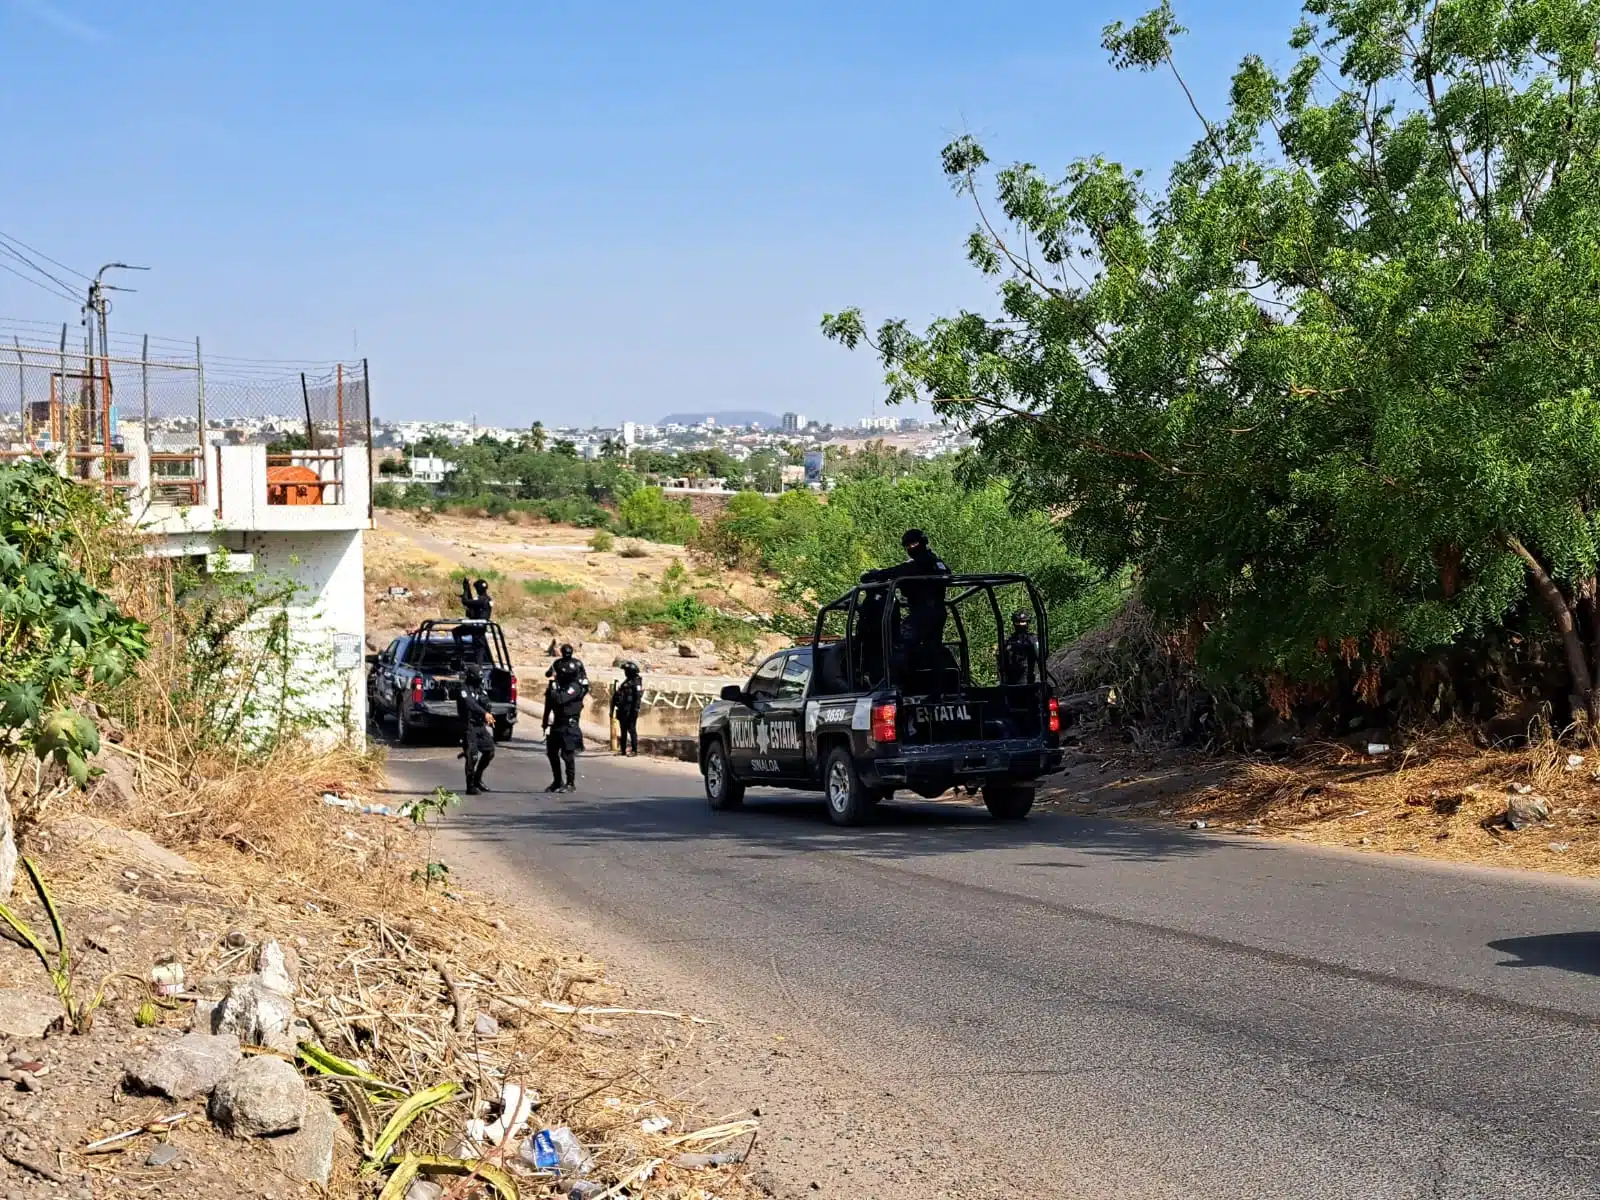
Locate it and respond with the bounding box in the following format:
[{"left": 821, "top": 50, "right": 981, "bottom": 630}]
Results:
[
  {"left": 699, "top": 573, "right": 1063, "bottom": 825},
  {"left": 367, "top": 619, "right": 519, "bottom": 744}
]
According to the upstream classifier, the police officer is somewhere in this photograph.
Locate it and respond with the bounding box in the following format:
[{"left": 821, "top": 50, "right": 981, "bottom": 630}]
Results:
[
  {"left": 862, "top": 529, "right": 952, "bottom": 676},
  {"left": 461, "top": 578, "right": 493, "bottom": 620},
  {"left": 455, "top": 578, "right": 494, "bottom": 666},
  {"left": 611, "top": 662, "right": 643, "bottom": 756},
  {"left": 457, "top": 664, "right": 497, "bottom": 795},
  {"left": 542, "top": 674, "right": 586, "bottom": 792},
  {"left": 1004, "top": 610, "right": 1042, "bottom": 684},
  {"left": 545, "top": 643, "right": 587, "bottom": 688}
]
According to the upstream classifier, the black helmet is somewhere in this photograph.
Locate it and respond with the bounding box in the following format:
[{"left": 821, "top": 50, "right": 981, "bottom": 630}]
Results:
[
  {"left": 1012, "top": 610, "right": 1031, "bottom": 628},
  {"left": 623, "top": 661, "right": 640, "bottom": 676},
  {"left": 474, "top": 578, "right": 489, "bottom": 593},
  {"left": 901, "top": 528, "right": 927, "bottom": 551},
  {"left": 463, "top": 664, "right": 483, "bottom": 684},
  {"left": 559, "top": 643, "right": 574, "bottom": 658}
]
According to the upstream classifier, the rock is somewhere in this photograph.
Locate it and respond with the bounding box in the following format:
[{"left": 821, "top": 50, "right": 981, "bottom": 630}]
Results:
[
  {"left": 223, "top": 931, "right": 249, "bottom": 950},
  {"left": 0, "top": 990, "right": 62, "bottom": 1039},
  {"left": 126, "top": 1033, "right": 241, "bottom": 1100},
  {"left": 209, "top": 1057, "right": 306, "bottom": 1137},
  {"left": 50, "top": 816, "right": 197, "bottom": 877},
  {"left": 593, "top": 621, "right": 613, "bottom": 640},
  {"left": 211, "top": 980, "right": 296, "bottom": 1052},
  {"left": 254, "top": 941, "right": 296, "bottom": 996},
  {"left": 86, "top": 753, "right": 141, "bottom": 811},
  {"left": 474, "top": 1012, "right": 500, "bottom": 1038},
  {"left": 1189, "top": 820, "right": 1207, "bottom": 830},
  {"left": 405, "top": 1183, "right": 444, "bottom": 1200},
  {"left": 1505, "top": 793, "right": 1550, "bottom": 831},
  {"left": 278, "top": 1095, "right": 338, "bottom": 1184},
  {"left": 145, "top": 1143, "right": 180, "bottom": 1168},
  {"left": 677, "top": 643, "right": 698, "bottom": 658}
]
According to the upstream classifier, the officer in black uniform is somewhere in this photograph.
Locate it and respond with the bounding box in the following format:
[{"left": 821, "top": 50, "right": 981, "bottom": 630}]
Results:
[
  {"left": 545, "top": 643, "right": 586, "bottom": 686},
  {"left": 457, "top": 664, "right": 497, "bottom": 795},
  {"left": 611, "top": 662, "right": 643, "bottom": 756},
  {"left": 542, "top": 670, "right": 588, "bottom": 792},
  {"left": 1004, "top": 610, "right": 1043, "bottom": 684},
  {"left": 861, "top": 529, "right": 952, "bottom": 677},
  {"left": 455, "top": 578, "right": 494, "bottom": 666}
]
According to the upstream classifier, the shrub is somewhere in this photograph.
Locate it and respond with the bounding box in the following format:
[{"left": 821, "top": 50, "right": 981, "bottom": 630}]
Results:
[
  {"left": 617, "top": 487, "right": 700, "bottom": 544},
  {"left": 588, "top": 530, "right": 615, "bottom": 552},
  {"left": 619, "top": 545, "right": 649, "bottom": 559},
  {"left": 372, "top": 482, "right": 401, "bottom": 508},
  {"left": 522, "top": 578, "right": 575, "bottom": 597}
]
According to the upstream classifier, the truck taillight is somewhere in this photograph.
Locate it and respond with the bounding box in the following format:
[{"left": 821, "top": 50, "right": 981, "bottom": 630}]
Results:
[
  {"left": 510, "top": 674, "right": 518, "bottom": 703},
  {"left": 870, "top": 702, "right": 897, "bottom": 743},
  {"left": 411, "top": 676, "right": 424, "bottom": 704},
  {"left": 1048, "top": 696, "right": 1061, "bottom": 733}
]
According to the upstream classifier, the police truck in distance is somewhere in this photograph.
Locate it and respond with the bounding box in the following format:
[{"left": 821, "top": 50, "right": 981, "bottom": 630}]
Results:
[
  {"left": 367, "top": 619, "right": 519, "bottom": 744},
  {"left": 699, "top": 573, "right": 1063, "bottom": 825}
]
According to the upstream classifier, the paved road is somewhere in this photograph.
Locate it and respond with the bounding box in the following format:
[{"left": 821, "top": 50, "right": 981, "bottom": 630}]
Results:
[{"left": 386, "top": 735, "right": 1600, "bottom": 1200}]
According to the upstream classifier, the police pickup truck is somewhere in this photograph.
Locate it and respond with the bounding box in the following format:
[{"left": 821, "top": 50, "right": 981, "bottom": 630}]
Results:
[
  {"left": 699, "top": 573, "right": 1063, "bottom": 825},
  {"left": 367, "top": 619, "right": 519, "bottom": 744}
]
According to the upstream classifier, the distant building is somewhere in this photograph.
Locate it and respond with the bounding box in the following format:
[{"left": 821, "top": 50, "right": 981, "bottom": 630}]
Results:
[
  {"left": 782, "top": 412, "right": 807, "bottom": 432},
  {"left": 621, "top": 421, "right": 636, "bottom": 446},
  {"left": 409, "top": 456, "right": 453, "bottom": 483},
  {"left": 859, "top": 416, "right": 898, "bottom": 431}
]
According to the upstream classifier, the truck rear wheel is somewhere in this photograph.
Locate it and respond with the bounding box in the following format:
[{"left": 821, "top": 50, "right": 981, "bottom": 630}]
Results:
[
  {"left": 983, "top": 782, "right": 1035, "bottom": 821},
  {"left": 704, "top": 740, "right": 744, "bottom": 810},
  {"left": 396, "top": 705, "right": 418, "bottom": 746},
  {"left": 824, "top": 747, "right": 872, "bottom": 826}
]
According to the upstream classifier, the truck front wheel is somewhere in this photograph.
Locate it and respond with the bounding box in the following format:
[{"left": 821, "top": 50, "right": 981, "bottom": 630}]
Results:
[
  {"left": 983, "top": 782, "right": 1035, "bottom": 821},
  {"left": 824, "top": 747, "right": 872, "bottom": 826},
  {"left": 704, "top": 740, "right": 744, "bottom": 810}
]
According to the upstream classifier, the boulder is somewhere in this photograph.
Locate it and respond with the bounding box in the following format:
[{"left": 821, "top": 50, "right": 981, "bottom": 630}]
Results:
[
  {"left": 677, "top": 643, "right": 698, "bottom": 658},
  {"left": 210, "top": 1056, "right": 307, "bottom": 1137},
  {"left": 278, "top": 1094, "right": 339, "bottom": 1184},
  {"left": 51, "top": 815, "right": 197, "bottom": 877},
  {"left": 126, "top": 1032, "right": 241, "bottom": 1100},
  {"left": 0, "top": 988, "right": 62, "bottom": 1039},
  {"left": 255, "top": 940, "right": 296, "bottom": 996},
  {"left": 593, "top": 621, "right": 613, "bottom": 640}
]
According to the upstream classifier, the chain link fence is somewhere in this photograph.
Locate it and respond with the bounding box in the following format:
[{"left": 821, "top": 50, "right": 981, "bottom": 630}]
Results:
[{"left": 0, "top": 326, "right": 370, "bottom": 501}]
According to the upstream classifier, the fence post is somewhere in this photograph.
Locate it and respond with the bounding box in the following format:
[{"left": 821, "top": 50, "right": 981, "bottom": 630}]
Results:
[
  {"left": 195, "top": 337, "right": 207, "bottom": 501},
  {"left": 141, "top": 334, "right": 150, "bottom": 444},
  {"left": 363, "top": 358, "right": 373, "bottom": 523},
  {"left": 336, "top": 362, "right": 345, "bottom": 449},
  {"left": 56, "top": 323, "right": 66, "bottom": 447},
  {"left": 13, "top": 337, "right": 24, "bottom": 444}
]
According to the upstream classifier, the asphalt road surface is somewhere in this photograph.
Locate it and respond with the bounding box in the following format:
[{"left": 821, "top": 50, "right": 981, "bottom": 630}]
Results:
[{"left": 385, "top": 733, "right": 1600, "bottom": 1200}]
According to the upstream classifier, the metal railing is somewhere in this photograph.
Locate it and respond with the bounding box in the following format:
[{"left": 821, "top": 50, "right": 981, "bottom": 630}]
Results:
[
  {"left": 266, "top": 450, "right": 344, "bottom": 506},
  {"left": 148, "top": 450, "right": 204, "bottom": 506}
]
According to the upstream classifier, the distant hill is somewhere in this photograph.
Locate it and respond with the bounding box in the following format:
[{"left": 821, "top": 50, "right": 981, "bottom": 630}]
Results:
[{"left": 657, "top": 410, "right": 783, "bottom": 428}]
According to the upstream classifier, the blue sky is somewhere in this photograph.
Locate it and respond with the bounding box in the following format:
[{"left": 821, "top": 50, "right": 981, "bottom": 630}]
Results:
[{"left": 0, "top": 0, "right": 1296, "bottom": 426}]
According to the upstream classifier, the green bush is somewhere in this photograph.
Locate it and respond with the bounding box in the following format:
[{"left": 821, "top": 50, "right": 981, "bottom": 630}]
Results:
[
  {"left": 588, "top": 530, "right": 615, "bottom": 552},
  {"left": 618, "top": 487, "right": 700, "bottom": 544},
  {"left": 372, "top": 482, "right": 401, "bottom": 508},
  {"left": 523, "top": 578, "right": 575, "bottom": 597},
  {"left": 665, "top": 594, "right": 710, "bottom": 633}
]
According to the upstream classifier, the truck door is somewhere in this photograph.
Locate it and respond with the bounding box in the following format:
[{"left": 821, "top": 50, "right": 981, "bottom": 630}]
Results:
[
  {"left": 769, "top": 650, "right": 813, "bottom": 780},
  {"left": 730, "top": 654, "right": 785, "bottom": 780}
]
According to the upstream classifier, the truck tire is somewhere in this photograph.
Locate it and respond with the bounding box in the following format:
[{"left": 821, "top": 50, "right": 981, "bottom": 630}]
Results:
[
  {"left": 983, "top": 782, "right": 1035, "bottom": 821},
  {"left": 704, "top": 740, "right": 744, "bottom": 810},
  {"left": 396, "top": 704, "right": 418, "bottom": 746},
  {"left": 824, "top": 746, "right": 873, "bottom": 826}
]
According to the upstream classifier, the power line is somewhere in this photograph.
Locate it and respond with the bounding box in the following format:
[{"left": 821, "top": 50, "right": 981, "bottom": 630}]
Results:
[
  {"left": 0, "top": 260, "right": 79, "bottom": 306},
  {"left": 0, "top": 242, "right": 86, "bottom": 301},
  {"left": 0, "top": 230, "right": 91, "bottom": 283}
]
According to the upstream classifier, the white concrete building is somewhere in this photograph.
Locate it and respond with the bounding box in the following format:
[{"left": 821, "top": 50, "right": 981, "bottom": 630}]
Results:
[{"left": 121, "top": 430, "right": 372, "bottom": 748}]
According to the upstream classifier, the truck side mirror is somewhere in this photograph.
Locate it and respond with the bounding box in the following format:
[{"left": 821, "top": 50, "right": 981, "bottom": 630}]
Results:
[
  {"left": 365, "top": 653, "right": 380, "bottom": 666},
  {"left": 720, "top": 685, "right": 744, "bottom": 703}
]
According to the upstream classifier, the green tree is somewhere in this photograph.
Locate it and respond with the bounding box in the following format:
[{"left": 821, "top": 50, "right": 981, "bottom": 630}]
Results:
[
  {"left": 618, "top": 486, "right": 701, "bottom": 543},
  {"left": 827, "top": 0, "right": 1600, "bottom": 729},
  {"left": 528, "top": 421, "right": 547, "bottom": 452},
  {"left": 552, "top": 439, "right": 578, "bottom": 459}
]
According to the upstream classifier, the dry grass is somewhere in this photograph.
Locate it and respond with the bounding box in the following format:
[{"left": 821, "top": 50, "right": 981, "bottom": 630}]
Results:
[
  {"left": 0, "top": 534, "right": 768, "bottom": 1198},
  {"left": 1054, "top": 729, "right": 1600, "bottom": 877}
]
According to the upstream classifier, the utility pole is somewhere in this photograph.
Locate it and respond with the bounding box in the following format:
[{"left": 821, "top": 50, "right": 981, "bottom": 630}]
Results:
[{"left": 84, "top": 262, "right": 150, "bottom": 458}]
